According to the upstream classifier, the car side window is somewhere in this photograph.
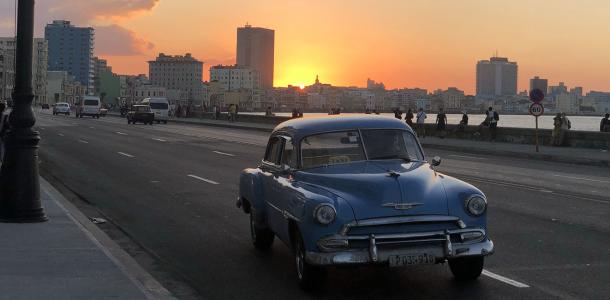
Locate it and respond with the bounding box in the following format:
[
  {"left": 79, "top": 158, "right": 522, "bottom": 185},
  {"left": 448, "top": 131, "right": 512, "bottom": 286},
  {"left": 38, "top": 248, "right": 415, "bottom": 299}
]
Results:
[
  {"left": 281, "top": 138, "right": 296, "bottom": 169},
  {"left": 264, "top": 137, "right": 282, "bottom": 165}
]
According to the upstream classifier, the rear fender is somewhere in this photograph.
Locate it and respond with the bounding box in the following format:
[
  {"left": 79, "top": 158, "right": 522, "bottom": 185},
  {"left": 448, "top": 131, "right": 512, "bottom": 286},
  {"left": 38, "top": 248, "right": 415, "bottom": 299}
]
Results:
[{"left": 239, "top": 168, "right": 266, "bottom": 223}]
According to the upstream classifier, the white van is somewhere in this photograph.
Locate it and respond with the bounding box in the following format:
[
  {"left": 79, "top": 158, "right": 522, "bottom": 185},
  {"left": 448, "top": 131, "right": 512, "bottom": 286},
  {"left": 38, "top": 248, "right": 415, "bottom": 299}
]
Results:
[
  {"left": 141, "top": 97, "right": 169, "bottom": 124},
  {"left": 77, "top": 96, "right": 101, "bottom": 118}
]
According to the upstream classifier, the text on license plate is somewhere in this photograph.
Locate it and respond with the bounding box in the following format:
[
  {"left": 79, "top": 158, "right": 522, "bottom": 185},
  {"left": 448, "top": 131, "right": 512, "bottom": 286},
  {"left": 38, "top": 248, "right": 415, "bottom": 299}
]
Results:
[{"left": 389, "top": 253, "right": 436, "bottom": 267}]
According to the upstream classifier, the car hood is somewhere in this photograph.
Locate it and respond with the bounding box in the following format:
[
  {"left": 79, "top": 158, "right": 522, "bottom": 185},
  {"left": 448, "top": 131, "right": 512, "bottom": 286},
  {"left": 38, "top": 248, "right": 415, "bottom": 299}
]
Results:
[{"left": 296, "top": 160, "right": 448, "bottom": 220}]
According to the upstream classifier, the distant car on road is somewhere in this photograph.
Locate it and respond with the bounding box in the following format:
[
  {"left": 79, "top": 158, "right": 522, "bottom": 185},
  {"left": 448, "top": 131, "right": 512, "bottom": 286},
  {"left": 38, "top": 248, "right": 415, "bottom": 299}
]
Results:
[
  {"left": 42, "top": 103, "right": 50, "bottom": 110},
  {"left": 237, "top": 116, "right": 494, "bottom": 289},
  {"left": 140, "top": 97, "right": 169, "bottom": 124},
  {"left": 127, "top": 105, "right": 154, "bottom": 125},
  {"left": 76, "top": 96, "right": 102, "bottom": 118},
  {"left": 100, "top": 108, "right": 108, "bottom": 117},
  {"left": 52, "top": 102, "right": 70, "bottom": 116}
]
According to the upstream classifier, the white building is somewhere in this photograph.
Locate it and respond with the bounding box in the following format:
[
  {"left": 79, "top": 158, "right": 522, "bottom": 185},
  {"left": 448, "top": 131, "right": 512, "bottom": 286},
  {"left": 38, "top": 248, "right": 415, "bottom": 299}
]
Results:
[
  {"left": 0, "top": 37, "right": 48, "bottom": 104},
  {"left": 556, "top": 93, "right": 579, "bottom": 114},
  {"left": 134, "top": 84, "right": 167, "bottom": 102},
  {"left": 210, "top": 65, "right": 260, "bottom": 91},
  {"left": 149, "top": 53, "right": 204, "bottom": 104},
  {"left": 476, "top": 56, "right": 518, "bottom": 100}
]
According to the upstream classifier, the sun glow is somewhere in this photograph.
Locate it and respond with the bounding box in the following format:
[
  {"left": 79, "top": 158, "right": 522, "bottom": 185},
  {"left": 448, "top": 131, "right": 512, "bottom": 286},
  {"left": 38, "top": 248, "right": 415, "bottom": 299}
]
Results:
[{"left": 299, "top": 83, "right": 305, "bottom": 89}]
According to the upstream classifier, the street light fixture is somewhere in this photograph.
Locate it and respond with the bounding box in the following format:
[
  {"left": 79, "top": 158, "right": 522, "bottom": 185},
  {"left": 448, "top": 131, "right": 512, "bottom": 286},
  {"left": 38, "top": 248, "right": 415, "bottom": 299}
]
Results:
[{"left": 0, "top": 0, "right": 48, "bottom": 223}]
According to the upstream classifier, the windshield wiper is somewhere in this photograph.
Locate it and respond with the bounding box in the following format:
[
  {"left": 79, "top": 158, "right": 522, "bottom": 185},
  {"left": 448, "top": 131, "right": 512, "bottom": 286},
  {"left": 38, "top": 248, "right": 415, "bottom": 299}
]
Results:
[{"left": 370, "top": 155, "right": 412, "bottom": 162}]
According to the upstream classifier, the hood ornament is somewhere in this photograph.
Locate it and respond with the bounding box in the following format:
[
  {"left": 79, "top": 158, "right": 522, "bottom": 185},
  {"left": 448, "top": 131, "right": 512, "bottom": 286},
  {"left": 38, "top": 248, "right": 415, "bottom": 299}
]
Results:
[{"left": 382, "top": 202, "right": 424, "bottom": 210}]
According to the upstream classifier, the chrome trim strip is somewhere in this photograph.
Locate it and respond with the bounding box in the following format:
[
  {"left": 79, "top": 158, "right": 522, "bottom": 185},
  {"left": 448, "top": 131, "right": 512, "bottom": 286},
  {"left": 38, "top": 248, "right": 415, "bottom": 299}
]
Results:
[
  {"left": 340, "top": 215, "right": 461, "bottom": 235},
  {"left": 267, "top": 201, "right": 301, "bottom": 222},
  {"left": 266, "top": 201, "right": 282, "bottom": 213}
]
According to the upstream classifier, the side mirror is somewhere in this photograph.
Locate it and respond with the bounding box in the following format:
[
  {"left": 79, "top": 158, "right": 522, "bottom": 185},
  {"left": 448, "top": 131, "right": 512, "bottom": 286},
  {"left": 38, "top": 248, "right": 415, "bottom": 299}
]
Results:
[{"left": 431, "top": 156, "right": 442, "bottom": 167}]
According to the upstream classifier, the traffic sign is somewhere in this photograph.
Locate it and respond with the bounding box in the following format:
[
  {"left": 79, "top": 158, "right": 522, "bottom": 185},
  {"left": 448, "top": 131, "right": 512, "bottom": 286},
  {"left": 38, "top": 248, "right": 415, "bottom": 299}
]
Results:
[
  {"left": 529, "top": 103, "right": 544, "bottom": 117},
  {"left": 529, "top": 88, "right": 545, "bottom": 103}
]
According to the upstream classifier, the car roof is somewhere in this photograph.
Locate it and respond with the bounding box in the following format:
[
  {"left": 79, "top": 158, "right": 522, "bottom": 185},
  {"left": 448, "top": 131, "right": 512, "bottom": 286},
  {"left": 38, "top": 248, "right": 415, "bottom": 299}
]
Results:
[
  {"left": 272, "top": 115, "right": 414, "bottom": 141},
  {"left": 133, "top": 105, "right": 149, "bottom": 107}
]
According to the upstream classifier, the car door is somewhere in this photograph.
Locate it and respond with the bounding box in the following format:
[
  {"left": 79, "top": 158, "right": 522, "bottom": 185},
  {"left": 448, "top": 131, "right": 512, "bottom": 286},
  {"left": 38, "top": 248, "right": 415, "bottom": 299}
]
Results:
[
  {"left": 268, "top": 136, "right": 300, "bottom": 243},
  {"left": 259, "top": 136, "right": 286, "bottom": 238}
]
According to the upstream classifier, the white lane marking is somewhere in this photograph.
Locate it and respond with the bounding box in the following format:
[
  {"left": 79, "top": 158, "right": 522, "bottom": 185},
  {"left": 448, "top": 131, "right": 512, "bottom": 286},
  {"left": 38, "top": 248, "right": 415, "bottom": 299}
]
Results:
[
  {"left": 58, "top": 133, "right": 64, "bottom": 137},
  {"left": 78, "top": 139, "right": 89, "bottom": 144},
  {"left": 40, "top": 127, "right": 45, "bottom": 130},
  {"left": 213, "top": 150, "right": 235, "bottom": 157},
  {"left": 89, "top": 126, "right": 95, "bottom": 129},
  {"left": 482, "top": 270, "right": 530, "bottom": 288},
  {"left": 116, "top": 132, "right": 128, "bottom": 136},
  {"left": 553, "top": 174, "right": 610, "bottom": 184},
  {"left": 118, "top": 152, "right": 134, "bottom": 158},
  {"left": 448, "top": 154, "right": 486, "bottom": 160},
  {"left": 152, "top": 138, "right": 167, "bottom": 142},
  {"left": 187, "top": 174, "right": 220, "bottom": 185}
]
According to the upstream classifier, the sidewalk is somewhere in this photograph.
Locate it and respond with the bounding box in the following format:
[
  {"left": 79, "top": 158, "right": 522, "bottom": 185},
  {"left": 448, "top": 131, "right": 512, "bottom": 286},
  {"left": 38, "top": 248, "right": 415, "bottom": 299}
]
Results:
[
  {"left": 108, "top": 112, "right": 610, "bottom": 167},
  {"left": 0, "top": 178, "right": 174, "bottom": 300},
  {"left": 419, "top": 137, "right": 610, "bottom": 167}
]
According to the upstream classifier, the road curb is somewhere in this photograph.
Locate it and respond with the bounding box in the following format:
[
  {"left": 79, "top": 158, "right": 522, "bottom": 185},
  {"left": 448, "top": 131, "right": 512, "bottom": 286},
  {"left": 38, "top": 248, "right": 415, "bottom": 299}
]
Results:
[
  {"left": 40, "top": 177, "right": 176, "bottom": 300},
  {"left": 421, "top": 142, "right": 610, "bottom": 168}
]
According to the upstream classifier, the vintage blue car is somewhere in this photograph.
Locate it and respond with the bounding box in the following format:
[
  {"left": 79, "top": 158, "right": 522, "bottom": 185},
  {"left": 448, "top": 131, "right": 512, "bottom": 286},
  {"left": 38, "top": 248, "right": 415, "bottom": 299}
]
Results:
[{"left": 237, "top": 116, "right": 494, "bottom": 289}]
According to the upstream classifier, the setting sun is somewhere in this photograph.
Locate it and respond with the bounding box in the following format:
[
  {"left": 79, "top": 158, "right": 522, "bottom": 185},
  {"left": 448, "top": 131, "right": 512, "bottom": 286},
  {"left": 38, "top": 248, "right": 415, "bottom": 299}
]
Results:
[{"left": 299, "top": 84, "right": 305, "bottom": 89}]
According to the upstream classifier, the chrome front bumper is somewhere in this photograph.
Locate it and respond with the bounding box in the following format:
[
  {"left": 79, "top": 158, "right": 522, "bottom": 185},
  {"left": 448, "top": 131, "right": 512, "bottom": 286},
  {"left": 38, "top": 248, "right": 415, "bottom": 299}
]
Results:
[{"left": 306, "top": 228, "right": 494, "bottom": 266}]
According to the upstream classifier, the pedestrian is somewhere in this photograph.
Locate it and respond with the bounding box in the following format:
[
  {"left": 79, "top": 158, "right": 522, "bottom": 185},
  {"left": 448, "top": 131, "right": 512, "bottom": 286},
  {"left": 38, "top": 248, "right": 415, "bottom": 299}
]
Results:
[
  {"left": 292, "top": 108, "right": 299, "bottom": 118},
  {"left": 176, "top": 105, "right": 182, "bottom": 118},
  {"left": 416, "top": 108, "right": 427, "bottom": 138},
  {"left": 298, "top": 108, "right": 304, "bottom": 118},
  {"left": 373, "top": 109, "right": 380, "bottom": 115},
  {"left": 235, "top": 104, "right": 239, "bottom": 121},
  {"left": 394, "top": 108, "right": 403, "bottom": 120},
  {"left": 601, "top": 113, "right": 610, "bottom": 132},
  {"left": 405, "top": 108, "right": 414, "bottom": 127},
  {"left": 0, "top": 102, "right": 9, "bottom": 161},
  {"left": 552, "top": 113, "right": 563, "bottom": 146},
  {"left": 436, "top": 107, "right": 447, "bottom": 138},
  {"left": 212, "top": 105, "right": 218, "bottom": 119},
  {"left": 265, "top": 106, "right": 273, "bottom": 116},
  {"left": 229, "top": 104, "right": 236, "bottom": 122},
  {"left": 365, "top": 108, "right": 371, "bottom": 114},
  {"left": 486, "top": 107, "right": 499, "bottom": 141}
]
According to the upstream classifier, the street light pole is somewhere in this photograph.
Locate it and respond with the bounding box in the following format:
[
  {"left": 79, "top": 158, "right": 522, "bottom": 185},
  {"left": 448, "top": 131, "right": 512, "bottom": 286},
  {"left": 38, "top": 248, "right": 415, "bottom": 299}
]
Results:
[{"left": 0, "top": 0, "right": 48, "bottom": 223}]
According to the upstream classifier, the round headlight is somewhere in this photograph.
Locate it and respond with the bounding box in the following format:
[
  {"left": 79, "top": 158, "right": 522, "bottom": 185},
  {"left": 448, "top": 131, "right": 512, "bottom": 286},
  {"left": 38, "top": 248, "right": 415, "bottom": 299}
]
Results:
[
  {"left": 313, "top": 204, "right": 336, "bottom": 225},
  {"left": 465, "top": 195, "right": 487, "bottom": 216}
]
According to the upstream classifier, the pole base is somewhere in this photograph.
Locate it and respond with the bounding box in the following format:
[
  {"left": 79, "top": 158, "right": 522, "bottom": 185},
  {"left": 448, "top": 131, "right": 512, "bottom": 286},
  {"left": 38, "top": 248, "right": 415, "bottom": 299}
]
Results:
[{"left": 0, "top": 208, "right": 48, "bottom": 223}]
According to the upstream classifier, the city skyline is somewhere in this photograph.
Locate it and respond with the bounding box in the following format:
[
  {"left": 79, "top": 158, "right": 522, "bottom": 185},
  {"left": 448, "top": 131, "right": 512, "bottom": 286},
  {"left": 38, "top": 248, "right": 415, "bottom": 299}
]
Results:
[{"left": 1, "top": 0, "right": 610, "bottom": 93}]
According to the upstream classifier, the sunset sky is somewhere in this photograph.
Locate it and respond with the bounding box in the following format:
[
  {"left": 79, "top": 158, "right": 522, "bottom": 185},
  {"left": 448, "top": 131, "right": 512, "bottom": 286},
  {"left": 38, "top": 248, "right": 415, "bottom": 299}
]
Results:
[{"left": 1, "top": 0, "right": 609, "bottom": 94}]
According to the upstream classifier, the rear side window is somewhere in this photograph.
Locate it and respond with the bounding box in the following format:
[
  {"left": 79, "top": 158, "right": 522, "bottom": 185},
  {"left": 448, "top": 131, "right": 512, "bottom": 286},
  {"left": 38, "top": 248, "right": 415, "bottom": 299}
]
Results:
[
  {"left": 281, "top": 139, "right": 296, "bottom": 168},
  {"left": 264, "top": 137, "right": 282, "bottom": 165},
  {"left": 150, "top": 103, "right": 168, "bottom": 109},
  {"left": 84, "top": 100, "right": 98, "bottom": 106}
]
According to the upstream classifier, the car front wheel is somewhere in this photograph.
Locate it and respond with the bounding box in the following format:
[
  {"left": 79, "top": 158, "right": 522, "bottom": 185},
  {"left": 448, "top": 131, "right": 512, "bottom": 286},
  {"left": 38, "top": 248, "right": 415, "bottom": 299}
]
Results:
[
  {"left": 294, "top": 231, "right": 326, "bottom": 290},
  {"left": 449, "top": 256, "right": 484, "bottom": 281},
  {"left": 250, "top": 213, "right": 274, "bottom": 251}
]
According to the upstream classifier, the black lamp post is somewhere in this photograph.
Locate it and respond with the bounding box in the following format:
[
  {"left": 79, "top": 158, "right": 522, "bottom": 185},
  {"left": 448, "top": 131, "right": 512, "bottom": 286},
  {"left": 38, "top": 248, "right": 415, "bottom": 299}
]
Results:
[{"left": 0, "top": 0, "right": 48, "bottom": 223}]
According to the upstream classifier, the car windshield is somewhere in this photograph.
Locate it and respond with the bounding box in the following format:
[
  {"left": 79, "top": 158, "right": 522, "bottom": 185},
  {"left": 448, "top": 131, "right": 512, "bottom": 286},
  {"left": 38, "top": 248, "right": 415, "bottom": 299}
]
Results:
[
  {"left": 361, "top": 129, "right": 424, "bottom": 161},
  {"left": 300, "top": 129, "right": 423, "bottom": 169},
  {"left": 150, "top": 103, "right": 168, "bottom": 109},
  {"left": 84, "top": 100, "right": 98, "bottom": 106},
  {"left": 135, "top": 106, "right": 151, "bottom": 112}
]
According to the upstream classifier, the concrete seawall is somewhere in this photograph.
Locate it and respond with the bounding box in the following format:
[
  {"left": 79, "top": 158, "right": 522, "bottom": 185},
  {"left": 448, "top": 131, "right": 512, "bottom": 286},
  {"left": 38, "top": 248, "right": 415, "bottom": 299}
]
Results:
[{"left": 199, "top": 112, "right": 610, "bottom": 150}]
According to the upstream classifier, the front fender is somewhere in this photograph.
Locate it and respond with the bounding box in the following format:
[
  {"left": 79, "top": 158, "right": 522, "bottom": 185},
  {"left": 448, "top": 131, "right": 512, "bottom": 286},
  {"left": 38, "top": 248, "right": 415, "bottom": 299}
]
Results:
[
  {"left": 289, "top": 181, "right": 356, "bottom": 252},
  {"left": 440, "top": 174, "right": 487, "bottom": 230}
]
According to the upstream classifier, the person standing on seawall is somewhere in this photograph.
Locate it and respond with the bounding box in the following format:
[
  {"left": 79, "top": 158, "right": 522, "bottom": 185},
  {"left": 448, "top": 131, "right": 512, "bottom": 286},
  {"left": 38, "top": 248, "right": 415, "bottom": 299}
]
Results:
[
  {"left": 405, "top": 108, "right": 414, "bottom": 128},
  {"left": 552, "top": 113, "right": 563, "bottom": 146},
  {"left": 416, "top": 108, "right": 427, "bottom": 138},
  {"left": 487, "top": 107, "right": 499, "bottom": 142},
  {"left": 600, "top": 113, "right": 609, "bottom": 132},
  {"left": 0, "top": 102, "right": 9, "bottom": 161},
  {"left": 436, "top": 107, "right": 447, "bottom": 139}
]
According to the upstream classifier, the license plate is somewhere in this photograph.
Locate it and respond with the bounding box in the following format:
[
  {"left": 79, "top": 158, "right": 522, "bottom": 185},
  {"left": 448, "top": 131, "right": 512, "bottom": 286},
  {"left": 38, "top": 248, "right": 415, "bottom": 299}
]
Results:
[{"left": 389, "top": 253, "right": 436, "bottom": 267}]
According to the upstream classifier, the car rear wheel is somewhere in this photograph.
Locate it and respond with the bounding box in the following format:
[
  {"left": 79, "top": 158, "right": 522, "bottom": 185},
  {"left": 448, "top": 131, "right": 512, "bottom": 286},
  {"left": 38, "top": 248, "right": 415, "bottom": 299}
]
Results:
[
  {"left": 250, "top": 213, "right": 274, "bottom": 251},
  {"left": 449, "top": 256, "right": 484, "bottom": 281},
  {"left": 294, "top": 231, "right": 326, "bottom": 290}
]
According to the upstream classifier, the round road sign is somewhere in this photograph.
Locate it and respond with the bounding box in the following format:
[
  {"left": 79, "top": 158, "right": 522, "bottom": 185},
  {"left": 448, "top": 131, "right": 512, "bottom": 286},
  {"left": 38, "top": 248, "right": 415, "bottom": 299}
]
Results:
[
  {"left": 529, "top": 103, "right": 544, "bottom": 116},
  {"left": 529, "top": 88, "right": 545, "bottom": 103}
]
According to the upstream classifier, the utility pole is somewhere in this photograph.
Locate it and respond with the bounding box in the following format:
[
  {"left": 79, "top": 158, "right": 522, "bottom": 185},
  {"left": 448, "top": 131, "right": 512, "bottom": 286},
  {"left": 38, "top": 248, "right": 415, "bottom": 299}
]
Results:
[{"left": 0, "top": 0, "right": 48, "bottom": 223}]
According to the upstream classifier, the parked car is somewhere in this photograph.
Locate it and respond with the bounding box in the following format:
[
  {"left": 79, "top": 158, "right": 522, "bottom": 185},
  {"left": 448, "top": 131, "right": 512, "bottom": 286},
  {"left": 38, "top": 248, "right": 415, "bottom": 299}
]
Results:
[
  {"left": 52, "top": 102, "right": 70, "bottom": 115},
  {"left": 140, "top": 97, "right": 169, "bottom": 124},
  {"left": 100, "top": 108, "right": 108, "bottom": 117},
  {"left": 42, "top": 103, "right": 50, "bottom": 109},
  {"left": 76, "top": 96, "right": 101, "bottom": 118},
  {"left": 127, "top": 105, "right": 154, "bottom": 125},
  {"left": 237, "top": 116, "right": 494, "bottom": 289}
]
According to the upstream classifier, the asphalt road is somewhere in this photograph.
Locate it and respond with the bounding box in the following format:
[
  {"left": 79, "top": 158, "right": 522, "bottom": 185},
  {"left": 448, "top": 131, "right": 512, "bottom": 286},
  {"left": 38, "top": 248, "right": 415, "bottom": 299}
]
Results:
[{"left": 35, "top": 111, "right": 610, "bottom": 300}]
